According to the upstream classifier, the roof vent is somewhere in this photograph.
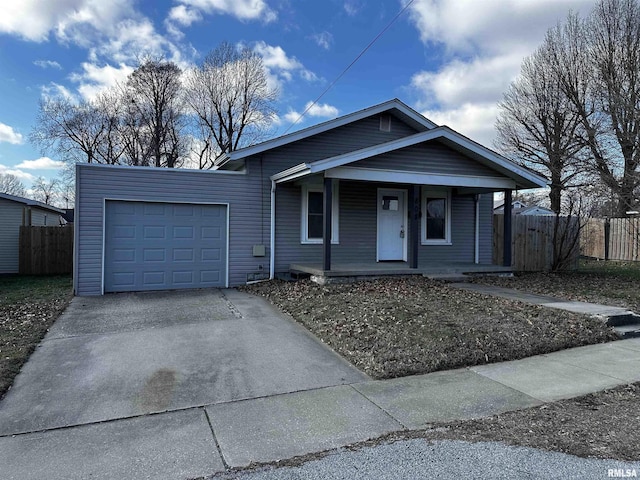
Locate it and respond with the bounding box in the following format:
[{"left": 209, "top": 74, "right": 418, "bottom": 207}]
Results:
[{"left": 379, "top": 115, "right": 391, "bottom": 132}]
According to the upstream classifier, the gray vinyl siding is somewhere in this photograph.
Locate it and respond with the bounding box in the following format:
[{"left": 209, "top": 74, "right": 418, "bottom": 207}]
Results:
[
  {"left": 255, "top": 114, "right": 420, "bottom": 178},
  {"left": 31, "top": 208, "right": 60, "bottom": 226},
  {"left": 355, "top": 142, "right": 499, "bottom": 177},
  {"left": 274, "top": 182, "right": 494, "bottom": 272},
  {"left": 0, "top": 199, "right": 23, "bottom": 273},
  {"left": 75, "top": 164, "right": 266, "bottom": 295}
]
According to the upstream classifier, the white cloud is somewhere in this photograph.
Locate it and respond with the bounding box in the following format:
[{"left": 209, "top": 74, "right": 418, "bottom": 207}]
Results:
[
  {"left": 0, "top": 123, "right": 23, "bottom": 145},
  {"left": 41, "top": 82, "right": 76, "bottom": 102},
  {"left": 404, "top": 0, "right": 595, "bottom": 145},
  {"left": 70, "top": 62, "right": 134, "bottom": 100},
  {"left": 344, "top": 0, "right": 362, "bottom": 16},
  {"left": 34, "top": 59, "right": 62, "bottom": 69},
  {"left": 406, "top": 0, "right": 593, "bottom": 55},
  {"left": 410, "top": 53, "right": 524, "bottom": 109},
  {"left": 253, "top": 41, "right": 318, "bottom": 90},
  {"left": 15, "top": 157, "right": 65, "bottom": 170},
  {"left": 0, "top": 164, "right": 35, "bottom": 182},
  {"left": 0, "top": 0, "right": 134, "bottom": 43},
  {"left": 165, "top": 5, "right": 203, "bottom": 39},
  {"left": 422, "top": 103, "right": 500, "bottom": 147},
  {"left": 168, "top": 5, "right": 202, "bottom": 26},
  {"left": 176, "top": 0, "right": 276, "bottom": 23},
  {"left": 311, "top": 31, "right": 333, "bottom": 50},
  {"left": 284, "top": 101, "right": 339, "bottom": 125}
]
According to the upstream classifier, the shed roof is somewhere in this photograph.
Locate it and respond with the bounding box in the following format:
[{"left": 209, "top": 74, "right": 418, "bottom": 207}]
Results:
[{"left": 0, "top": 193, "right": 64, "bottom": 214}]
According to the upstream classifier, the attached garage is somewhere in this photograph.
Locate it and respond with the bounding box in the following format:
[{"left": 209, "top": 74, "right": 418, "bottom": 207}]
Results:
[
  {"left": 104, "top": 200, "right": 228, "bottom": 292},
  {"left": 74, "top": 163, "right": 266, "bottom": 296}
]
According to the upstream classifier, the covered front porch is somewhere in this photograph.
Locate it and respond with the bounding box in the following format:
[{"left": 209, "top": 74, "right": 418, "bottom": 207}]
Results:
[
  {"left": 290, "top": 261, "right": 514, "bottom": 281},
  {"left": 269, "top": 125, "right": 544, "bottom": 283}
]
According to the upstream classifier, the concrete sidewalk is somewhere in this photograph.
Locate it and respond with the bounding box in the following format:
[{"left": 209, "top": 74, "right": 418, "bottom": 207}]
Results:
[{"left": 2, "top": 336, "right": 640, "bottom": 479}]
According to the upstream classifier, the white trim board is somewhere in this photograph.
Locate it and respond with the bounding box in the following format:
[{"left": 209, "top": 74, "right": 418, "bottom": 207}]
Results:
[{"left": 325, "top": 167, "right": 517, "bottom": 189}]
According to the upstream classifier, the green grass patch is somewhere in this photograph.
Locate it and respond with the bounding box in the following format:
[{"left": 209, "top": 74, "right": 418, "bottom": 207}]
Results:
[
  {"left": 579, "top": 258, "right": 640, "bottom": 280},
  {"left": 0, "top": 275, "right": 72, "bottom": 399}
]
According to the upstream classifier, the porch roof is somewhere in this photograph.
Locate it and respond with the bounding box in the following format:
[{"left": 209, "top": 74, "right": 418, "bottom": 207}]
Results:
[{"left": 270, "top": 127, "right": 548, "bottom": 191}]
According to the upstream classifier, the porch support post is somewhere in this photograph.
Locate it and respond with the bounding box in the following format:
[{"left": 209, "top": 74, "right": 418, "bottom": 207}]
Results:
[
  {"left": 323, "top": 177, "right": 332, "bottom": 271},
  {"left": 503, "top": 189, "right": 512, "bottom": 266},
  {"left": 408, "top": 185, "right": 420, "bottom": 269}
]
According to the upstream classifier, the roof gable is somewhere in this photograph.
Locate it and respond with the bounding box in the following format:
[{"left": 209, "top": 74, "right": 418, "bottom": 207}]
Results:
[
  {"left": 271, "top": 127, "right": 548, "bottom": 189},
  {"left": 216, "top": 98, "right": 436, "bottom": 166}
]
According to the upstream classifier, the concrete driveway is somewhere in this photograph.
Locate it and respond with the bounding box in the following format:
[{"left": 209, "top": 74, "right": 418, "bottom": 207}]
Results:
[{"left": 0, "top": 288, "right": 367, "bottom": 436}]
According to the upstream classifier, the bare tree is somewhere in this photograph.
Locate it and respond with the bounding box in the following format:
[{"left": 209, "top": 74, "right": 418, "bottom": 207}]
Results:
[
  {"left": 31, "top": 176, "right": 60, "bottom": 205},
  {"left": 185, "top": 42, "right": 278, "bottom": 167},
  {"left": 0, "top": 173, "right": 27, "bottom": 197},
  {"left": 546, "top": 1, "right": 640, "bottom": 216},
  {"left": 125, "top": 58, "right": 185, "bottom": 168},
  {"left": 496, "top": 44, "right": 587, "bottom": 213},
  {"left": 30, "top": 96, "right": 113, "bottom": 165}
]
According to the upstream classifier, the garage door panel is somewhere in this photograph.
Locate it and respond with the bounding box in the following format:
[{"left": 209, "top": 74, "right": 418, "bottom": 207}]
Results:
[
  {"left": 144, "top": 203, "right": 165, "bottom": 215},
  {"left": 143, "top": 249, "right": 165, "bottom": 262},
  {"left": 173, "top": 226, "right": 194, "bottom": 239},
  {"left": 173, "top": 249, "right": 194, "bottom": 262},
  {"left": 104, "top": 201, "right": 227, "bottom": 292},
  {"left": 144, "top": 226, "right": 166, "bottom": 239}
]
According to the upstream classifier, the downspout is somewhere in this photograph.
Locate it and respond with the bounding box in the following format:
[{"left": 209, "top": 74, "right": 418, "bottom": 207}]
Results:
[
  {"left": 474, "top": 194, "right": 480, "bottom": 264},
  {"left": 270, "top": 179, "right": 276, "bottom": 280}
]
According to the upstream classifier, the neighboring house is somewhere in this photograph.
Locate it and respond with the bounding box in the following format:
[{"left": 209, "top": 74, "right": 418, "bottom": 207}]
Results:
[
  {"left": 0, "top": 193, "right": 64, "bottom": 274},
  {"left": 494, "top": 200, "right": 555, "bottom": 216},
  {"left": 74, "top": 99, "right": 547, "bottom": 295},
  {"left": 493, "top": 199, "right": 528, "bottom": 214},
  {"left": 517, "top": 205, "right": 555, "bottom": 216}
]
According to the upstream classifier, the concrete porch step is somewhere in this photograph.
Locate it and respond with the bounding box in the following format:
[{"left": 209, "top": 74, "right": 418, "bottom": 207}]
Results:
[
  {"left": 613, "top": 323, "right": 640, "bottom": 338},
  {"left": 425, "top": 273, "right": 471, "bottom": 283}
]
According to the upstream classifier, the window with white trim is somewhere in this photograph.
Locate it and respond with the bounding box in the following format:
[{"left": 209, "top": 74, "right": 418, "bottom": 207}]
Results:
[
  {"left": 301, "top": 183, "right": 339, "bottom": 244},
  {"left": 422, "top": 189, "right": 451, "bottom": 244}
]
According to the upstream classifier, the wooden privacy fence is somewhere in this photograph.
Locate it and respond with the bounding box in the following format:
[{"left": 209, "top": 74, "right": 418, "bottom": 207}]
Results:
[
  {"left": 19, "top": 226, "right": 74, "bottom": 275},
  {"left": 493, "top": 214, "right": 580, "bottom": 271},
  {"left": 581, "top": 217, "right": 640, "bottom": 261}
]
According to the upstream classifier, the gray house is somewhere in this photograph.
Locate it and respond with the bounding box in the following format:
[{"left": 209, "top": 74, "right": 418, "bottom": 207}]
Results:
[
  {"left": 0, "top": 193, "right": 64, "bottom": 274},
  {"left": 74, "top": 99, "right": 547, "bottom": 295}
]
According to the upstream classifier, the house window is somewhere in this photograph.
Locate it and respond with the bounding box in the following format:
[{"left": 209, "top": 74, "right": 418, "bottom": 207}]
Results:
[
  {"left": 422, "top": 189, "right": 451, "bottom": 244},
  {"left": 301, "top": 183, "right": 339, "bottom": 244}
]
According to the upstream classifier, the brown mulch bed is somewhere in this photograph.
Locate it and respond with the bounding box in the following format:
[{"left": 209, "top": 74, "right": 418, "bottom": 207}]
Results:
[
  {"left": 243, "top": 277, "right": 619, "bottom": 379},
  {"left": 0, "top": 275, "right": 72, "bottom": 399}
]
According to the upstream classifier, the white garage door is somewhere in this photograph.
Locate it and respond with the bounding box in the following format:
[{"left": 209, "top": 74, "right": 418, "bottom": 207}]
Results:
[{"left": 104, "top": 201, "right": 227, "bottom": 292}]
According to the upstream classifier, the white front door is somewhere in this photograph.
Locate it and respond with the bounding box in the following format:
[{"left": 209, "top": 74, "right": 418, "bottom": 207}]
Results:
[{"left": 377, "top": 188, "right": 407, "bottom": 261}]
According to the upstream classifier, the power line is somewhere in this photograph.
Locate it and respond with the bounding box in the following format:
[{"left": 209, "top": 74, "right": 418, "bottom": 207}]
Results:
[{"left": 282, "top": 0, "right": 416, "bottom": 134}]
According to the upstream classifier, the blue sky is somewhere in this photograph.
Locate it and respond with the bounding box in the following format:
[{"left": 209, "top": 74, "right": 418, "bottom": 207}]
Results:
[{"left": 0, "top": 0, "right": 596, "bottom": 195}]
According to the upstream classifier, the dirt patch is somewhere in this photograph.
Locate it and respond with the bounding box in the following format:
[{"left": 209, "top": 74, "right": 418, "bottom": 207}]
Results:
[
  {"left": 0, "top": 275, "right": 72, "bottom": 399},
  {"left": 242, "top": 277, "right": 618, "bottom": 379}
]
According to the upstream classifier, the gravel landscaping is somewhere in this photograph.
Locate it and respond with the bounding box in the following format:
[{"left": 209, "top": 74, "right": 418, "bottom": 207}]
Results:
[
  {"left": 243, "top": 276, "right": 619, "bottom": 379},
  {"left": 0, "top": 275, "right": 72, "bottom": 399}
]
